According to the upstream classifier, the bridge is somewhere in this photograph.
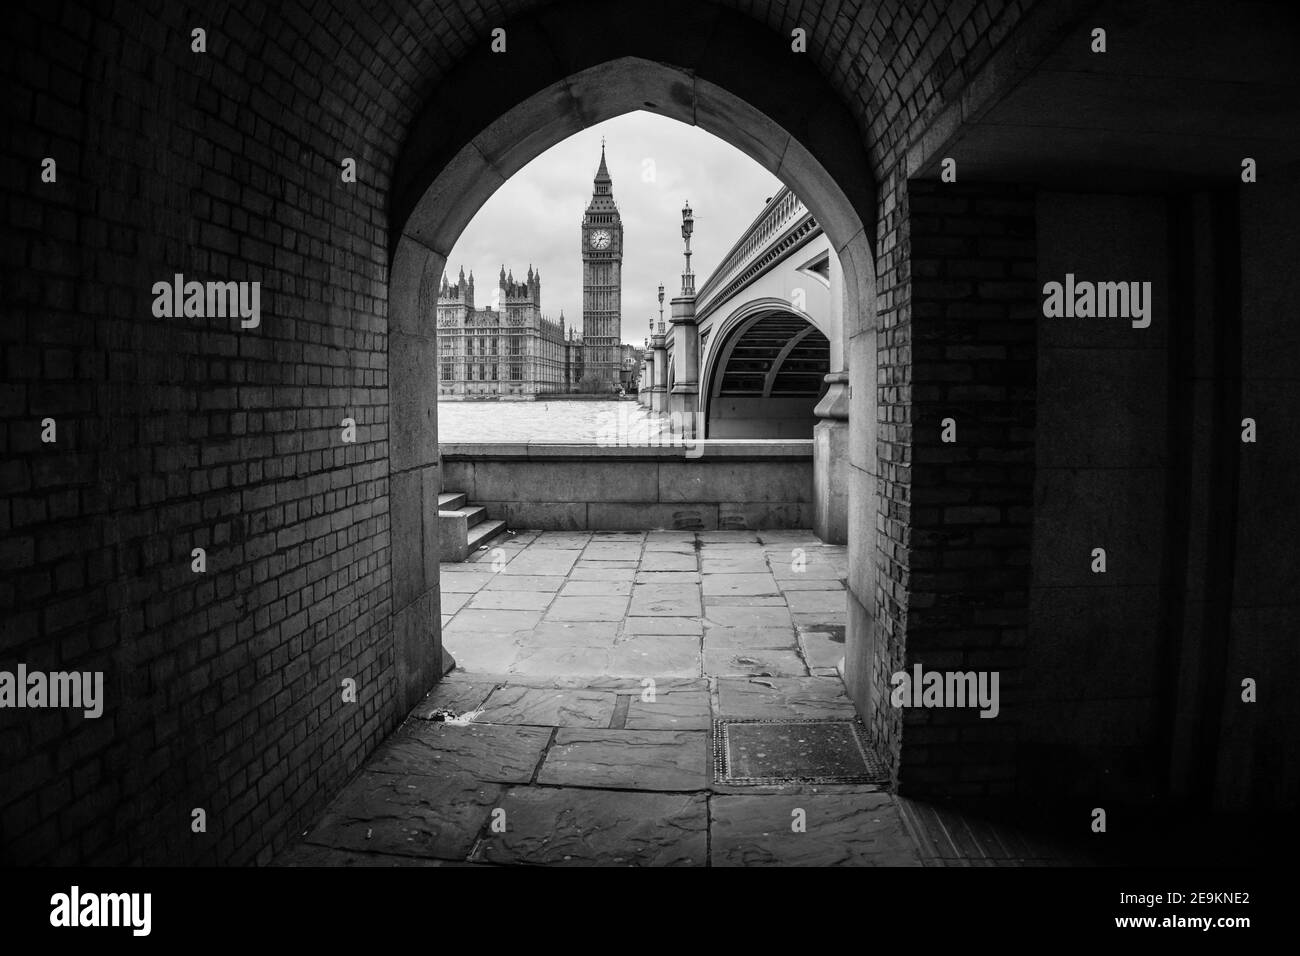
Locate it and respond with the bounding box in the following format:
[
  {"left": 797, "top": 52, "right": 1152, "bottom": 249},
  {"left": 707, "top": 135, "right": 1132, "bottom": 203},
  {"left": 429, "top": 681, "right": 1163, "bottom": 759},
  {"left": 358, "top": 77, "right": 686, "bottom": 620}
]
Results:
[{"left": 636, "top": 185, "right": 849, "bottom": 541}]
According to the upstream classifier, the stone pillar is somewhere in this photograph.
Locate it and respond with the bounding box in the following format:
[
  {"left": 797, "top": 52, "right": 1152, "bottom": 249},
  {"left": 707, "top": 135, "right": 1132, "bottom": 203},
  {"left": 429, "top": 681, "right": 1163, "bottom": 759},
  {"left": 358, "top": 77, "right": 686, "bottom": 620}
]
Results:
[
  {"left": 638, "top": 347, "right": 653, "bottom": 406},
  {"left": 667, "top": 294, "right": 699, "bottom": 436},
  {"left": 651, "top": 332, "right": 667, "bottom": 414},
  {"left": 814, "top": 248, "right": 849, "bottom": 543},
  {"left": 813, "top": 370, "right": 849, "bottom": 543}
]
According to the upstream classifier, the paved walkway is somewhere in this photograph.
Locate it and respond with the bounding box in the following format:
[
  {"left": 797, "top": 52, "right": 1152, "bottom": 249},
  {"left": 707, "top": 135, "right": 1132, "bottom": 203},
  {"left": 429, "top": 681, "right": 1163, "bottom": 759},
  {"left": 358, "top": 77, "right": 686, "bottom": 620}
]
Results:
[{"left": 276, "top": 531, "right": 1074, "bottom": 866}]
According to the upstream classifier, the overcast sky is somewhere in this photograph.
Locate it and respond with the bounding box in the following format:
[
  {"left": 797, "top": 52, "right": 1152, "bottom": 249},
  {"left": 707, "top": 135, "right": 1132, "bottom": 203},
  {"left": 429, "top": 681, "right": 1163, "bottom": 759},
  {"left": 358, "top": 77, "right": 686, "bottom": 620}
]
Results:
[{"left": 445, "top": 110, "right": 785, "bottom": 345}]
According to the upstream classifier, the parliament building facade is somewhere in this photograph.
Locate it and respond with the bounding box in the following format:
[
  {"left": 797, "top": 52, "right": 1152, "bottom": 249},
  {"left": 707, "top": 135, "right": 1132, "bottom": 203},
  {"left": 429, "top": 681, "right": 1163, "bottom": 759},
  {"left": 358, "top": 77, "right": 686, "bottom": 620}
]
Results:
[
  {"left": 435, "top": 265, "right": 584, "bottom": 399},
  {"left": 436, "top": 145, "right": 625, "bottom": 398}
]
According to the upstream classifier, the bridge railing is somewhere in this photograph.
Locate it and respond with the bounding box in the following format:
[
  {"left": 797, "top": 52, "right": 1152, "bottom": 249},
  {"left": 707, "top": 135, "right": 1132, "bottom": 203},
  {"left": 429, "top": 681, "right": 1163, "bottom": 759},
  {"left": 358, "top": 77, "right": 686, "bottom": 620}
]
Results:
[{"left": 694, "top": 185, "right": 811, "bottom": 318}]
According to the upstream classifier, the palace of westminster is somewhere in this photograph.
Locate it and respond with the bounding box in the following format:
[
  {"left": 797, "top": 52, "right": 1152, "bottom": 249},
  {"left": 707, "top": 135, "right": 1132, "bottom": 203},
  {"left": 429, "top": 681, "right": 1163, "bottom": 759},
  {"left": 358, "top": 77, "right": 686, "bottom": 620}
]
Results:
[{"left": 436, "top": 144, "right": 640, "bottom": 398}]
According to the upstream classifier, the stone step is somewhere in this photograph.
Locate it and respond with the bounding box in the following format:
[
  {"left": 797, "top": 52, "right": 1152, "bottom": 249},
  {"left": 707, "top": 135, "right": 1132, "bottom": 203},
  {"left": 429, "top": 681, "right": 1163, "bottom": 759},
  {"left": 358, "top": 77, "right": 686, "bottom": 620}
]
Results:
[
  {"left": 458, "top": 505, "right": 487, "bottom": 529},
  {"left": 438, "top": 491, "right": 467, "bottom": 510},
  {"left": 437, "top": 493, "right": 507, "bottom": 562},
  {"left": 466, "top": 518, "right": 507, "bottom": 553}
]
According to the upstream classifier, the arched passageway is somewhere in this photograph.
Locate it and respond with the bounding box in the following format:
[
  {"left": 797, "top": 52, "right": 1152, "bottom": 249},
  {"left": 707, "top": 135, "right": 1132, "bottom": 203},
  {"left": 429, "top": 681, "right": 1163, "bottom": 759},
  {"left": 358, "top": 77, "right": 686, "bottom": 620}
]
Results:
[{"left": 17, "top": 0, "right": 1292, "bottom": 869}]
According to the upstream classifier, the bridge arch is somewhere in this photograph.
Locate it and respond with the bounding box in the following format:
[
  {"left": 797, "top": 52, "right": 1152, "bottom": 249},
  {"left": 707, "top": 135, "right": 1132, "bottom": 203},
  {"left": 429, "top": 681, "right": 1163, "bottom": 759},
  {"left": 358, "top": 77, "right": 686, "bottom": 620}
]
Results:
[{"left": 700, "top": 299, "right": 830, "bottom": 439}]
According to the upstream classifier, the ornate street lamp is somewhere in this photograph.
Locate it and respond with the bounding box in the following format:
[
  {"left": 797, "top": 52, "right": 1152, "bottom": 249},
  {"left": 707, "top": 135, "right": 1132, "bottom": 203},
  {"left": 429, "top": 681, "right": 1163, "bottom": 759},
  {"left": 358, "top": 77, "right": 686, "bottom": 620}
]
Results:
[{"left": 680, "top": 203, "right": 695, "bottom": 296}]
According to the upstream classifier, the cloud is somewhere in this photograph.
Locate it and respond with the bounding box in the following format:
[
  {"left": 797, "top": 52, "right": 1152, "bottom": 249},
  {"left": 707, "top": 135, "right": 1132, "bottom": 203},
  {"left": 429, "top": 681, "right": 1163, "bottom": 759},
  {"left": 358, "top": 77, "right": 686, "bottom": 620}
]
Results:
[{"left": 446, "top": 110, "right": 785, "bottom": 345}]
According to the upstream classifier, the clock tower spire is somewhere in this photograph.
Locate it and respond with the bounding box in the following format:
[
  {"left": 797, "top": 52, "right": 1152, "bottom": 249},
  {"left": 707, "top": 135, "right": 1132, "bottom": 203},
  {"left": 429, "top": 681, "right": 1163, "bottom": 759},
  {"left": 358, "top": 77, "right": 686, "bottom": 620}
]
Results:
[{"left": 581, "top": 140, "right": 623, "bottom": 392}]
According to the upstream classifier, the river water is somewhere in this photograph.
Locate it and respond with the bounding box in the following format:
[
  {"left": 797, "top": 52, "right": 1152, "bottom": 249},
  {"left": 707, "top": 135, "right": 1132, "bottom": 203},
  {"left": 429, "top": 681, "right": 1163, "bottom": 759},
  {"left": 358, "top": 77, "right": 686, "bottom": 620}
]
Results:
[{"left": 437, "top": 399, "right": 681, "bottom": 444}]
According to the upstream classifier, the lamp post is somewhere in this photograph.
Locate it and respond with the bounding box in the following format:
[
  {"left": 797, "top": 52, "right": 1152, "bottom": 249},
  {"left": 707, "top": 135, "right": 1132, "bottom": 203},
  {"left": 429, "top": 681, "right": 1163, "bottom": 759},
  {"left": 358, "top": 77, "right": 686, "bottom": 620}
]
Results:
[
  {"left": 680, "top": 202, "right": 694, "bottom": 296},
  {"left": 657, "top": 283, "right": 665, "bottom": 334}
]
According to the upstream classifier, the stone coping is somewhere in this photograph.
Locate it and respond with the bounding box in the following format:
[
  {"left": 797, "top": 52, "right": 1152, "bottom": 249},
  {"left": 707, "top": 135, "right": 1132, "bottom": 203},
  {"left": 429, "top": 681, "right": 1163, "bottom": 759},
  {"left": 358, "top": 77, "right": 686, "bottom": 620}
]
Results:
[{"left": 440, "top": 440, "right": 813, "bottom": 460}]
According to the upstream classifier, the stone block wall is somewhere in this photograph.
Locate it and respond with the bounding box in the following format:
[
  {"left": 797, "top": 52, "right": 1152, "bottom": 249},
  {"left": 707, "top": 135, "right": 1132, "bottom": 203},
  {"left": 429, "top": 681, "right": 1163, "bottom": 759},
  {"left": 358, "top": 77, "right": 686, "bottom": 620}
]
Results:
[
  {"left": 1021, "top": 192, "right": 1171, "bottom": 801},
  {"left": 440, "top": 443, "right": 813, "bottom": 531}
]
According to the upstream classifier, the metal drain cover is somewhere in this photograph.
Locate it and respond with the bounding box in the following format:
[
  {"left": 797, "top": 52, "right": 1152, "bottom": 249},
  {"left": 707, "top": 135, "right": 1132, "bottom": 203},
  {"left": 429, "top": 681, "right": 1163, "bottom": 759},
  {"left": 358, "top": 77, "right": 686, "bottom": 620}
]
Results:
[{"left": 713, "top": 718, "right": 887, "bottom": 785}]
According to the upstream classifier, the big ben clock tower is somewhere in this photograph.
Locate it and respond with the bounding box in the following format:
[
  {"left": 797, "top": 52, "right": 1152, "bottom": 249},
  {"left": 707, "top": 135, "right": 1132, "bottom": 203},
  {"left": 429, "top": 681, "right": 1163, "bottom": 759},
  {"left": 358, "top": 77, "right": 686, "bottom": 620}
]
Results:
[{"left": 581, "top": 141, "right": 623, "bottom": 390}]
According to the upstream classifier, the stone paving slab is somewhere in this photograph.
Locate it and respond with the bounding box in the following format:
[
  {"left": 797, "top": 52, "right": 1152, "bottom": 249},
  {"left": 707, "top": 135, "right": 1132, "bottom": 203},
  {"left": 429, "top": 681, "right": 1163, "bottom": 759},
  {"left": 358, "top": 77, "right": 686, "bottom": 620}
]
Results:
[
  {"left": 480, "top": 685, "right": 617, "bottom": 728},
  {"left": 483, "top": 573, "right": 567, "bottom": 592},
  {"left": 634, "top": 570, "right": 701, "bottom": 584},
  {"left": 464, "top": 547, "right": 516, "bottom": 566},
  {"left": 777, "top": 577, "right": 847, "bottom": 590},
  {"left": 716, "top": 676, "right": 857, "bottom": 719},
  {"left": 568, "top": 565, "right": 638, "bottom": 582},
  {"left": 704, "top": 647, "right": 808, "bottom": 677},
  {"left": 440, "top": 571, "right": 497, "bottom": 592},
  {"left": 441, "top": 632, "right": 524, "bottom": 674},
  {"left": 515, "top": 621, "right": 617, "bottom": 647},
  {"left": 701, "top": 572, "right": 782, "bottom": 596},
  {"left": 466, "top": 590, "right": 555, "bottom": 611},
  {"left": 367, "top": 722, "right": 551, "bottom": 783},
  {"left": 758, "top": 531, "right": 825, "bottom": 544},
  {"left": 559, "top": 579, "right": 633, "bottom": 596},
  {"left": 798, "top": 627, "right": 847, "bottom": 669},
  {"left": 303, "top": 771, "right": 502, "bottom": 861},
  {"left": 705, "top": 603, "right": 794, "bottom": 628},
  {"left": 700, "top": 557, "right": 772, "bottom": 574},
  {"left": 510, "top": 644, "right": 614, "bottom": 678},
  {"left": 501, "top": 549, "right": 581, "bottom": 576},
  {"left": 787, "top": 590, "right": 848, "bottom": 614},
  {"left": 544, "top": 595, "right": 629, "bottom": 622},
  {"left": 643, "top": 541, "right": 697, "bottom": 553},
  {"left": 466, "top": 674, "right": 707, "bottom": 693},
  {"left": 444, "top": 608, "right": 545, "bottom": 634},
  {"left": 625, "top": 616, "right": 703, "bottom": 636},
  {"left": 537, "top": 729, "right": 709, "bottom": 791},
  {"left": 582, "top": 543, "right": 645, "bottom": 561},
  {"left": 625, "top": 690, "right": 711, "bottom": 730},
  {"left": 772, "top": 561, "right": 845, "bottom": 580},
  {"left": 275, "top": 843, "right": 480, "bottom": 866},
  {"left": 556, "top": 676, "right": 710, "bottom": 694},
  {"left": 628, "top": 583, "right": 702, "bottom": 616},
  {"left": 609, "top": 634, "right": 701, "bottom": 678},
  {"left": 532, "top": 533, "right": 592, "bottom": 548},
  {"left": 412, "top": 680, "right": 499, "bottom": 719},
  {"left": 704, "top": 627, "right": 799, "bottom": 652},
  {"left": 710, "top": 793, "right": 922, "bottom": 866},
  {"left": 793, "top": 612, "right": 846, "bottom": 631},
  {"left": 641, "top": 551, "right": 698, "bottom": 572},
  {"left": 440, "top": 591, "right": 472, "bottom": 613},
  {"left": 704, "top": 594, "right": 787, "bottom": 606},
  {"left": 470, "top": 789, "right": 708, "bottom": 866}
]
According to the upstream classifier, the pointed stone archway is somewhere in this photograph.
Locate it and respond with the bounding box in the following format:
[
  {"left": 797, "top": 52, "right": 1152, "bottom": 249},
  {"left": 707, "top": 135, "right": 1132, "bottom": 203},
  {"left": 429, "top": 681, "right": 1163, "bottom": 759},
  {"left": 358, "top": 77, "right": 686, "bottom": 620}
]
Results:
[{"left": 386, "top": 6, "right": 884, "bottom": 768}]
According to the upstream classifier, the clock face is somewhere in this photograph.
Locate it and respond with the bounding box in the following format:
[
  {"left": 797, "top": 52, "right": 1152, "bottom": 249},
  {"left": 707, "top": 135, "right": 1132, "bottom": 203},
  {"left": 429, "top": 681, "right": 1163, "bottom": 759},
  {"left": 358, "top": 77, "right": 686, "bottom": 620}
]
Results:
[{"left": 590, "top": 229, "right": 612, "bottom": 249}]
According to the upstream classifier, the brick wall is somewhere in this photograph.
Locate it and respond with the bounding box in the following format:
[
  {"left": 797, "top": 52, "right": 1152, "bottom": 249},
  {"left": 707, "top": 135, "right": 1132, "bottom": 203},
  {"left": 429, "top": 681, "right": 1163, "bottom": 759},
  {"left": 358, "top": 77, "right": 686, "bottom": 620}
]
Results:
[
  {"left": 870, "top": 180, "right": 1037, "bottom": 797},
  {"left": 0, "top": 0, "right": 415, "bottom": 864}
]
